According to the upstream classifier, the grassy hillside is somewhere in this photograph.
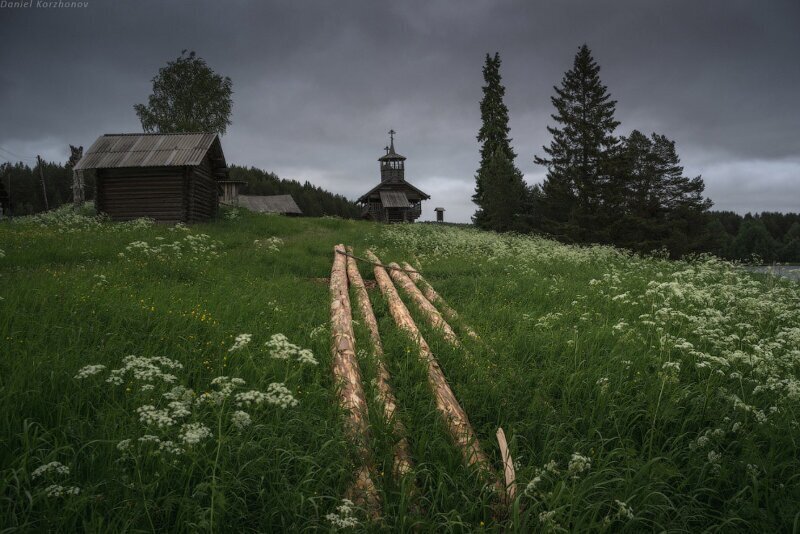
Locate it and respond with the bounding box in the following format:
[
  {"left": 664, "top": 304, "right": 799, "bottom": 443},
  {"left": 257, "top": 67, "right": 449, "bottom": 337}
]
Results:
[{"left": 1, "top": 206, "right": 798, "bottom": 532}]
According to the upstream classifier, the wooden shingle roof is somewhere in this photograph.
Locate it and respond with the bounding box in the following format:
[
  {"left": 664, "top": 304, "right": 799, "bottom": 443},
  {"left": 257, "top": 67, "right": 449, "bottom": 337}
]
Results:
[
  {"left": 73, "top": 133, "right": 225, "bottom": 170},
  {"left": 379, "top": 191, "right": 410, "bottom": 208},
  {"left": 357, "top": 179, "right": 430, "bottom": 203}
]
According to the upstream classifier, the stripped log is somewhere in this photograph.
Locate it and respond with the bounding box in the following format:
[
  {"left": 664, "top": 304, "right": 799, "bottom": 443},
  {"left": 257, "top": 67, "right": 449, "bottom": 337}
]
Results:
[
  {"left": 345, "top": 247, "right": 414, "bottom": 478},
  {"left": 365, "top": 250, "right": 494, "bottom": 478},
  {"left": 402, "top": 261, "right": 481, "bottom": 343},
  {"left": 387, "top": 262, "right": 460, "bottom": 347},
  {"left": 330, "top": 244, "right": 380, "bottom": 515},
  {"left": 496, "top": 427, "right": 517, "bottom": 503}
]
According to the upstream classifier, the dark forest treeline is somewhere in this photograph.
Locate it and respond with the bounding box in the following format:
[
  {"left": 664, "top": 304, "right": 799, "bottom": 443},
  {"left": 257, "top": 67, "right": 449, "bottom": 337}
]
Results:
[
  {"left": 707, "top": 211, "right": 800, "bottom": 263},
  {"left": 471, "top": 46, "right": 800, "bottom": 264},
  {"left": 227, "top": 165, "right": 360, "bottom": 218},
  {"left": 0, "top": 161, "right": 84, "bottom": 215},
  {"left": 0, "top": 161, "right": 361, "bottom": 220}
]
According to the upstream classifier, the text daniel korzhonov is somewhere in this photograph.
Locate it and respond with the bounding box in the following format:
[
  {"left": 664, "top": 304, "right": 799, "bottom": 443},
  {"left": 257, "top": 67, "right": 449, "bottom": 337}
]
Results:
[{"left": 1, "top": 0, "right": 89, "bottom": 8}]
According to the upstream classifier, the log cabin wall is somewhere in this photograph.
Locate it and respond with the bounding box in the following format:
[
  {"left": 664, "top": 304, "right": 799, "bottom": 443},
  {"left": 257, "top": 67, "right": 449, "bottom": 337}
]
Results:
[
  {"left": 95, "top": 159, "right": 219, "bottom": 223},
  {"left": 187, "top": 156, "right": 219, "bottom": 222},
  {"left": 96, "top": 167, "right": 186, "bottom": 222}
]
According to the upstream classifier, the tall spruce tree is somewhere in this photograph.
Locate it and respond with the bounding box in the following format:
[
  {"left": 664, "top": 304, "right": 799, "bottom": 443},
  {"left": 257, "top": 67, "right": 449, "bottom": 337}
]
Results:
[
  {"left": 479, "top": 148, "right": 528, "bottom": 232},
  {"left": 606, "top": 130, "right": 712, "bottom": 255},
  {"left": 473, "top": 52, "right": 526, "bottom": 230},
  {"left": 534, "top": 44, "right": 619, "bottom": 242}
]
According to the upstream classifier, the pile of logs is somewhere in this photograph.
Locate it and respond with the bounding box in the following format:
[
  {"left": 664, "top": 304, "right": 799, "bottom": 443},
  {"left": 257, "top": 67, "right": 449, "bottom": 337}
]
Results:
[{"left": 328, "top": 245, "right": 516, "bottom": 520}]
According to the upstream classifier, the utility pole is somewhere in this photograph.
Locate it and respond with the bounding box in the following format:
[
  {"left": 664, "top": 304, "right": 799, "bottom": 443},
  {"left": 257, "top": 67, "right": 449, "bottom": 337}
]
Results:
[{"left": 36, "top": 155, "right": 49, "bottom": 211}]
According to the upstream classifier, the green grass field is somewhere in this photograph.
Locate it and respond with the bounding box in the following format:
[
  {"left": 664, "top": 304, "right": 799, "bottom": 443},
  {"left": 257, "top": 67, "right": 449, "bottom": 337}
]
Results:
[{"left": 1, "top": 206, "right": 799, "bottom": 532}]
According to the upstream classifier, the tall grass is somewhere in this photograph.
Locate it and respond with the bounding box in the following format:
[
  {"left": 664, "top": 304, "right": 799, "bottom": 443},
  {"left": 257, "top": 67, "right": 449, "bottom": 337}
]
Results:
[{"left": 1, "top": 206, "right": 798, "bottom": 531}]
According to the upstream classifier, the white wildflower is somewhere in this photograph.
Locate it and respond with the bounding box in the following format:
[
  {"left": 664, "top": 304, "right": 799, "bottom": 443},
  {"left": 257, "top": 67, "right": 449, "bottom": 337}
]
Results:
[
  {"left": 157, "top": 440, "right": 184, "bottom": 455},
  {"left": 235, "top": 383, "right": 299, "bottom": 409},
  {"left": 596, "top": 377, "right": 610, "bottom": 393},
  {"left": 167, "top": 400, "right": 192, "bottom": 419},
  {"left": 567, "top": 452, "right": 592, "bottom": 478},
  {"left": 525, "top": 475, "right": 543, "bottom": 495},
  {"left": 265, "top": 334, "right": 317, "bottom": 364},
  {"left": 74, "top": 364, "right": 106, "bottom": 379},
  {"left": 309, "top": 324, "right": 327, "bottom": 339},
  {"left": 295, "top": 348, "right": 318, "bottom": 366},
  {"left": 228, "top": 333, "right": 252, "bottom": 352},
  {"left": 231, "top": 410, "right": 252, "bottom": 431},
  {"left": 615, "top": 499, "right": 634, "bottom": 520},
  {"left": 117, "top": 439, "right": 132, "bottom": 452},
  {"left": 32, "top": 462, "right": 70, "bottom": 479},
  {"left": 164, "top": 385, "right": 196, "bottom": 402},
  {"left": 136, "top": 405, "right": 176, "bottom": 428},
  {"left": 543, "top": 460, "right": 559, "bottom": 474},
  {"left": 179, "top": 422, "right": 212, "bottom": 446},
  {"left": 538, "top": 510, "right": 557, "bottom": 525},
  {"left": 106, "top": 355, "right": 181, "bottom": 385},
  {"left": 326, "top": 498, "right": 359, "bottom": 529},
  {"left": 44, "top": 484, "right": 80, "bottom": 498}
]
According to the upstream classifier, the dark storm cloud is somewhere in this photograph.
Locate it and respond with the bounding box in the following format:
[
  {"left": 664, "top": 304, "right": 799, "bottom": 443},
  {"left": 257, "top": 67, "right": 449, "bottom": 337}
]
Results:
[{"left": 1, "top": 0, "right": 798, "bottom": 221}]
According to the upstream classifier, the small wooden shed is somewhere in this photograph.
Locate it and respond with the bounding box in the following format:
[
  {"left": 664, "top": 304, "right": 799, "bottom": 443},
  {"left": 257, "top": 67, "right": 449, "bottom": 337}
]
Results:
[
  {"left": 73, "top": 132, "right": 228, "bottom": 223},
  {"left": 238, "top": 194, "right": 303, "bottom": 215}
]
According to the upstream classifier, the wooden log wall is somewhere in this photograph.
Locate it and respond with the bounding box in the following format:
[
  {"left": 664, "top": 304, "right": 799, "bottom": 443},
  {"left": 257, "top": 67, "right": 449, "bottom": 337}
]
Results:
[
  {"left": 96, "top": 168, "right": 185, "bottom": 222},
  {"left": 95, "top": 160, "right": 219, "bottom": 223},
  {"left": 188, "top": 156, "right": 220, "bottom": 222}
]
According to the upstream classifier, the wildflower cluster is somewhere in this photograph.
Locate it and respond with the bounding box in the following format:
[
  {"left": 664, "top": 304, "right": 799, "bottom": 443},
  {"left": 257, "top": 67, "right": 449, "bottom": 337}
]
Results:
[
  {"left": 11, "top": 202, "right": 154, "bottom": 233},
  {"left": 120, "top": 233, "right": 221, "bottom": 263},
  {"left": 254, "top": 236, "right": 283, "bottom": 252},
  {"left": 75, "top": 342, "right": 304, "bottom": 465},
  {"left": 30, "top": 461, "right": 80, "bottom": 499},
  {"left": 32, "top": 461, "right": 70, "bottom": 478},
  {"left": 104, "top": 355, "right": 182, "bottom": 386},
  {"left": 265, "top": 333, "right": 318, "bottom": 365},
  {"left": 567, "top": 452, "right": 592, "bottom": 478},
  {"left": 325, "top": 498, "right": 360, "bottom": 529},
  {"left": 235, "top": 383, "right": 299, "bottom": 409},
  {"left": 228, "top": 333, "right": 252, "bottom": 352}
]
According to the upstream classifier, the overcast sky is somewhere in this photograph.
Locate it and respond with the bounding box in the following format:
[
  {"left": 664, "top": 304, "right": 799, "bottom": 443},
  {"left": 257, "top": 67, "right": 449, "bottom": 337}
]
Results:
[{"left": 1, "top": 0, "right": 798, "bottom": 222}]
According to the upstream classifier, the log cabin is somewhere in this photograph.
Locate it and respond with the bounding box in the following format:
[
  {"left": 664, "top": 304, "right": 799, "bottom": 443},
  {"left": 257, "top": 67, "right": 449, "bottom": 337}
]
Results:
[{"left": 73, "top": 132, "right": 228, "bottom": 223}]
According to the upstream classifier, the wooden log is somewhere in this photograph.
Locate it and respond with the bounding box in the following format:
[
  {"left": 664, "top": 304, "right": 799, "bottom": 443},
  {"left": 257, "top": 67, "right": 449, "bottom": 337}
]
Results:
[
  {"left": 401, "top": 262, "right": 481, "bottom": 343},
  {"left": 330, "top": 244, "right": 380, "bottom": 516},
  {"left": 365, "top": 250, "right": 494, "bottom": 478},
  {"left": 387, "top": 262, "right": 460, "bottom": 347},
  {"left": 496, "top": 427, "right": 517, "bottom": 503},
  {"left": 345, "top": 247, "right": 414, "bottom": 478}
]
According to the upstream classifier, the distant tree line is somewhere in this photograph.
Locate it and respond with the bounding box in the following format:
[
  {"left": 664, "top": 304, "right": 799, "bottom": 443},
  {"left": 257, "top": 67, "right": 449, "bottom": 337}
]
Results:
[
  {"left": 704, "top": 212, "right": 800, "bottom": 263},
  {"left": 0, "top": 161, "right": 360, "bottom": 220},
  {"left": 0, "top": 160, "right": 92, "bottom": 216},
  {"left": 472, "top": 46, "right": 798, "bottom": 263},
  {"left": 227, "top": 165, "right": 361, "bottom": 218}
]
